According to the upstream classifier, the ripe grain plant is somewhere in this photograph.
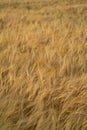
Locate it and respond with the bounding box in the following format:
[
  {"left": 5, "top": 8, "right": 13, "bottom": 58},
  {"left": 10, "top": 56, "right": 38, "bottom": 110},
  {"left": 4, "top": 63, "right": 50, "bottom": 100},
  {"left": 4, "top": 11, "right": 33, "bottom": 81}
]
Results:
[{"left": 0, "top": 0, "right": 87, "bottom": 130}]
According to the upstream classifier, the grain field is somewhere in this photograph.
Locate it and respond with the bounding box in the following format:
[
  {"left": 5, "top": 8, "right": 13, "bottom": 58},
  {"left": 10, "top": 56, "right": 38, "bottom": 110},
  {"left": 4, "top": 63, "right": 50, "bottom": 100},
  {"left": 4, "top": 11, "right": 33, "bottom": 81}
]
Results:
[{"left": 0, "top": 0, "right": 87, "bottom": 130}]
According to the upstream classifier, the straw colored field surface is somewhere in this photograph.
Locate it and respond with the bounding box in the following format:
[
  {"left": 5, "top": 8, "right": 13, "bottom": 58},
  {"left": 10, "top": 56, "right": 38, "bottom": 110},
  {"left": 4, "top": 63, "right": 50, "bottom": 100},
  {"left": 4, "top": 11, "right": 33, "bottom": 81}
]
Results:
[{"left": 0, "top": 0, "right": 87, "bottom": 130}]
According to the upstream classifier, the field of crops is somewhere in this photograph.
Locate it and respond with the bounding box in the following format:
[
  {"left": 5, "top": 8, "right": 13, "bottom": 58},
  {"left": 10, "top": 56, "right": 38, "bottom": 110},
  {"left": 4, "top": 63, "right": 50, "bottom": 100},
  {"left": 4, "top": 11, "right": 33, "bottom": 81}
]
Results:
[{"left": 0, "top": 0, "right": 87, "bottom": 130}]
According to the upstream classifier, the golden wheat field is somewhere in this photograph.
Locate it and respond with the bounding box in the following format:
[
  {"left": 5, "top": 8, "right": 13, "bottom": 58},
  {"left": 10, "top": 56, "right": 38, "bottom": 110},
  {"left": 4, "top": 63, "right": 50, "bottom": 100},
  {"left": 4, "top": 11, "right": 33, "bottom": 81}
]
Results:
[{"left": 0, "top": 0, "right": 87, "bottom": 130}]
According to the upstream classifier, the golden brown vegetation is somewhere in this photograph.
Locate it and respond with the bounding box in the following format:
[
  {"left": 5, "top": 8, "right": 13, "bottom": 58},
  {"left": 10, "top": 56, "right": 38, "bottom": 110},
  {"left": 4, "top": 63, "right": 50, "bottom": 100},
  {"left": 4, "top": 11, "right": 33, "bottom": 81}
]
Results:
[{"left": 0, "top": 0, "right": 87, "bottom": 130}]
